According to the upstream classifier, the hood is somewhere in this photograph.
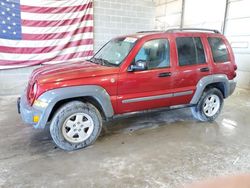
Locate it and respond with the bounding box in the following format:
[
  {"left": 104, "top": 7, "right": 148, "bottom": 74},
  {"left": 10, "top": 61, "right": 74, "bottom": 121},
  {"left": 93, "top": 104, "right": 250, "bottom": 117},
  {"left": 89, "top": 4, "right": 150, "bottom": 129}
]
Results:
[{"left": 31, "top": 61, "right": 119, "bottom": 84}]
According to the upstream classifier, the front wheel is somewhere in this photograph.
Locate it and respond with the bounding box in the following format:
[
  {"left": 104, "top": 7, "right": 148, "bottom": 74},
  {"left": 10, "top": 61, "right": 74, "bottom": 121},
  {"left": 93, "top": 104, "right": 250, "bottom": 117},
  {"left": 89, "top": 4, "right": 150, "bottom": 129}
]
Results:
[
  {"left": 191, "top": 88, "right": 224, "bottom": 122},
  {"left": 50, "top": 101, "right": 102, "bottom": 151}
]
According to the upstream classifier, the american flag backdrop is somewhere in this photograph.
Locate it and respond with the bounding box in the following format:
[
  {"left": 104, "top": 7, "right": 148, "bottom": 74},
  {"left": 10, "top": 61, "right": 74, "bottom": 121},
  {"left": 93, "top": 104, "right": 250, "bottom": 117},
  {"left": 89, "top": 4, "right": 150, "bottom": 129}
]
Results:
[{"left": 0, "top": 0, "right": 94, "bottom": 69}]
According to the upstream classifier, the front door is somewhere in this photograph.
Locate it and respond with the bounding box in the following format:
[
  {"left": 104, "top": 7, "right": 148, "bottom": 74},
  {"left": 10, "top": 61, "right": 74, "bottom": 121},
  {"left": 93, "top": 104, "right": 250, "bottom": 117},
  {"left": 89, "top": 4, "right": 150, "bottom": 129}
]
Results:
[{"left": 116, "top": 38, "right": 173, "bottom": 114}]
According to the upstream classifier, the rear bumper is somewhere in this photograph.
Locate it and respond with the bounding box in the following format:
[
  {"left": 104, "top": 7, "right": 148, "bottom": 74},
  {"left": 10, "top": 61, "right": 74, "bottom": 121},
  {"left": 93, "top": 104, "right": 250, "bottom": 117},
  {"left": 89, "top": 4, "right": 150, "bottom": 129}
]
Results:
[
  {"left": 17, "top": 94, "right": 44, "bottom": 129},
  {"left": 228, "top": 79, "right": 237, "bottom": 96}
]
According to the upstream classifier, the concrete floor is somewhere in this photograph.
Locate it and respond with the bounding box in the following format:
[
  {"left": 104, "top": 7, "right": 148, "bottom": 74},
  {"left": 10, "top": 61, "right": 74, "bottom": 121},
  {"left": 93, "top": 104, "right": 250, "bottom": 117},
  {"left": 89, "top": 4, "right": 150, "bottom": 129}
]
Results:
[{"left": 0, "top": 89, "right": 250, "bottom": 188}]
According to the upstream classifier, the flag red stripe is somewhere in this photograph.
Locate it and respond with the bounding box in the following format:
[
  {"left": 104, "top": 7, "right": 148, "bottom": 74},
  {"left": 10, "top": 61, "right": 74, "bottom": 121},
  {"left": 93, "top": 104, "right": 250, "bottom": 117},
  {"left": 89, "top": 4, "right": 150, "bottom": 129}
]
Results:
[
  {"left": 22, "top": 26, "right": 93, "bottom": 40},
  {"left": 0, "top": 51, "right": 93, "bottom": 66},
  {"left": 0, "top": 39, "right": 93, "bottom": 54},
  {"left": 21, "top": 2, "right": 92, "bottom": 14},
  {"left": 21, "top": 14, "right": 93, "bottom": 27}
]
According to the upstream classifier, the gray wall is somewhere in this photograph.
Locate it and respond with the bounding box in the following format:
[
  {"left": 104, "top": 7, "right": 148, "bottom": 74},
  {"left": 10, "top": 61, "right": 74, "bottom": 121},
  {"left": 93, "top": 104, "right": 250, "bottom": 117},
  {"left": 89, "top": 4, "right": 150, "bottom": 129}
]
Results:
[
  {"left": 155, "top": 0, "right": 183, "bottom": 29},
  {"left": 0, "top": 66, "right": 39, "bottom": 95},
  {"left": 0, "top": 0, "right": 155, "bottom": 96},
  {"left": 94, "top": 0, "right": 155, "bottom": 51},
  {"left": 183, "top": 0, "right": 226, "bottom": 30},
  {"left": 225, "top": 0, "right": 250, "bottom": 89}
]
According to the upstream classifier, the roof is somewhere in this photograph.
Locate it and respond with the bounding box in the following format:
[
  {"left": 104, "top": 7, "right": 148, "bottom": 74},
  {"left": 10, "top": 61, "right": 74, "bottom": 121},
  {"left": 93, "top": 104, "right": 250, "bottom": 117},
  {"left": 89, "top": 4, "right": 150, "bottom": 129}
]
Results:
[
  {"left": 138, "top": 28, "right": 220, "bottom": 34},
  {"left": 116, "top": 28, "right": 223, "bottom": 41}
]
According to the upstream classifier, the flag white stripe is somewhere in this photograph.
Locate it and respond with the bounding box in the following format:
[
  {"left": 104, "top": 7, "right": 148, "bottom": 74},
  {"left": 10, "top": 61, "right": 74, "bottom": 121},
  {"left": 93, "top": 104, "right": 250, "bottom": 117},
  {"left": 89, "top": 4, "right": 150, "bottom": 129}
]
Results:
[
  {"left": 21, "top": 0, "right": 90, "bottom": 8},
  {"left": 21, "top": 20, "right": 93, "bottom": 34},
  {"left": 0, "top": 32, "right": 93, "bottom": 48},
  {"left": 0, "top": 64, "right": 35, "bottom": 69},
  {"left": 0, "top": 45, "right": 93, "bottom": 61},
  {"left": 21, "top": 7, "right": 93, "bottom": 21}
]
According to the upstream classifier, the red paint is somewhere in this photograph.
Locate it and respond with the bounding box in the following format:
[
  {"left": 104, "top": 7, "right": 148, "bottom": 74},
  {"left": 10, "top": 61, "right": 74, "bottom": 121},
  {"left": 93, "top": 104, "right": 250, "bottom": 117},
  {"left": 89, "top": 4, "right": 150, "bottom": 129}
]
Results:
[{"left": 27, "top": 31, "right": 236, "bottom": 115}]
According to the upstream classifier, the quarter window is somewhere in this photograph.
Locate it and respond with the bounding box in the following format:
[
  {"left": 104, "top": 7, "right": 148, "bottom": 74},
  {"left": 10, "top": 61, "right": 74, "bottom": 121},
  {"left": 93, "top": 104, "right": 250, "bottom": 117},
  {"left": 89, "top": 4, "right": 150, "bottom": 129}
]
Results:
[
  {"left": 208, "top": 37, "right": 229, "bottom": 63},
  {"left": 176, "top": 37, "right": 206, "bottom": 66},
  {"left": 134, "top": 39, "right": 170, "bottom": 69}
]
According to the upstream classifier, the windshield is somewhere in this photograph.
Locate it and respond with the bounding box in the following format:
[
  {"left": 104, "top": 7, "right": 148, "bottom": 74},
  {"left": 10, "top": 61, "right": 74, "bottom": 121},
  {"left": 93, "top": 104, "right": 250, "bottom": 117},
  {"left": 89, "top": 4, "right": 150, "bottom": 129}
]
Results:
[{"left": 92, "top": 37, "right": 137, "bottom": 66}]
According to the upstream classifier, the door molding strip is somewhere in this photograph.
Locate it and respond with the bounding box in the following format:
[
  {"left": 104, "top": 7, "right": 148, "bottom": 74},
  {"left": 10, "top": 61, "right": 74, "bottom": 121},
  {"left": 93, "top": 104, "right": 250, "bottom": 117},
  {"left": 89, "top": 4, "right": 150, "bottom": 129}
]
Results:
[{"left": 122, "top": 90, "right": 193, "bottom": 104}]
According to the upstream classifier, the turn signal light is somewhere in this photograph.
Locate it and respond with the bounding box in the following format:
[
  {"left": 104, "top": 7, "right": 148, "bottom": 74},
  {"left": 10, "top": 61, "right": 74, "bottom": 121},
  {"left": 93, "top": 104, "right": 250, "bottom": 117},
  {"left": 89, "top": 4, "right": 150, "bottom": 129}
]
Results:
[{"left": 33, "top": 115, "right": 40, "bottom": 123}]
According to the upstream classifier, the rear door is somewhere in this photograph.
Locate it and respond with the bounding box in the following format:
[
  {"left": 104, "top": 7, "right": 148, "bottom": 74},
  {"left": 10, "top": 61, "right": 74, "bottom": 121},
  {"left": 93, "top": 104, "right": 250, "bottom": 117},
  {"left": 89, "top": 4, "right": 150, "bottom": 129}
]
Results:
[{"left": 171, "top": 35, "right": 211, "bottom": 106}]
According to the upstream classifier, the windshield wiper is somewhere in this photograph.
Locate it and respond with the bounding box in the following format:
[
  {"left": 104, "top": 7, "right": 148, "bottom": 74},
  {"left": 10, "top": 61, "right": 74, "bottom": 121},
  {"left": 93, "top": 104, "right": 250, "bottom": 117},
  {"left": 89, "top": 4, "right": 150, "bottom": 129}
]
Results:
[
  {"left": 90, "top": 57, "right": 115, "bottom": 67},
  {"left": 88, "top": 58, "right": 99, "bottom": 64}
]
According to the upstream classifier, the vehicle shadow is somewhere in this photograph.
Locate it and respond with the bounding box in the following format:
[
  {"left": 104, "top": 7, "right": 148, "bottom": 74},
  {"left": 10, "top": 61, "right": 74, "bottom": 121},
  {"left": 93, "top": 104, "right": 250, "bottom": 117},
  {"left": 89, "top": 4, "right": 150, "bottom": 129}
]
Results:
[
  {"left": 28, "top": 107, "right": 196, "bottom": 153},
  {"left": 102, "top": 107, "right": 194, "bottom": 135}
]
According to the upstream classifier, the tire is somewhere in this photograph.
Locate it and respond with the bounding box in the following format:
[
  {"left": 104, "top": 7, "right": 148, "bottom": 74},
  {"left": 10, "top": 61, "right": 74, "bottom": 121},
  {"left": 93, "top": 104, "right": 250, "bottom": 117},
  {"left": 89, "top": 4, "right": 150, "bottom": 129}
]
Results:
[
  {"left": 50, "top": 101, "right": 102, "bottom": 151},
  {"left": 191, "top": 88, "right": 224, "bottom": 122}
]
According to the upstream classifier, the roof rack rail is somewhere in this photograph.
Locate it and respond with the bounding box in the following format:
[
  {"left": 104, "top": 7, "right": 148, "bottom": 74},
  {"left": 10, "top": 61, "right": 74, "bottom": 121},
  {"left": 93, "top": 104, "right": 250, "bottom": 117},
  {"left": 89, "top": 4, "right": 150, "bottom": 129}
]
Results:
[
  {"left": 166, "top": 28, "right": 220, "bottom": 34},
  {"left": 137, "top": 30, "right": 163, "bottom": 33}
]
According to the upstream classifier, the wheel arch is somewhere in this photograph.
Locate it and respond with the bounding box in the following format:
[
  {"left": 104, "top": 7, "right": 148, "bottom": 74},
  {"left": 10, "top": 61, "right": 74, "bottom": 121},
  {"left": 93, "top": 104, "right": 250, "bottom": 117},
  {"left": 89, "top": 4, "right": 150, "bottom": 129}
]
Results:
[
  {"left": 190, "top": 74, "right": 230, "bottom": 104},
  {"left": 48, "top": 96, "right": 107, "bottom": 122},
  {"left": 204, "top": 82, "right": 226, "bottom": 97}
]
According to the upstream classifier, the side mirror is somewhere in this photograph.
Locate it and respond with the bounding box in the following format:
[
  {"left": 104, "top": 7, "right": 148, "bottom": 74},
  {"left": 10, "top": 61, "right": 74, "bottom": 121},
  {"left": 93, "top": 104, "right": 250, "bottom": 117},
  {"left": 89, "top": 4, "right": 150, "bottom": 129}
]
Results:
[{"left": 128, "top": 60, "right": 147, "bottom": 72}]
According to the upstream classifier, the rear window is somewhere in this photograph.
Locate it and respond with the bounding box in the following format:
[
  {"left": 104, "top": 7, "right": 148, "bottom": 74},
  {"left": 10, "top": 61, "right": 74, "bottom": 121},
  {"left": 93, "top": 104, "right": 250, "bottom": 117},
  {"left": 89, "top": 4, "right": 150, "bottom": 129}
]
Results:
[
  {"left": 208, "top": 37, "right": 229, "bottom": 63},
  {"left": 176, "top": 37, "right": 206, "bottom": 66}
]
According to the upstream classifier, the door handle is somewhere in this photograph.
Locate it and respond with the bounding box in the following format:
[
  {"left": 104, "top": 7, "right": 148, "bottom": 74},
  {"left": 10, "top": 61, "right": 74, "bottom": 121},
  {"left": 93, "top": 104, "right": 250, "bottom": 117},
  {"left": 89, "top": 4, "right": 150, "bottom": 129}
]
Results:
[
  {"left": 158, "top": 72, "right": 172, "bottom": 77},
  {"left": 200, "top": 67, "right": 210, "bottom": 72}
]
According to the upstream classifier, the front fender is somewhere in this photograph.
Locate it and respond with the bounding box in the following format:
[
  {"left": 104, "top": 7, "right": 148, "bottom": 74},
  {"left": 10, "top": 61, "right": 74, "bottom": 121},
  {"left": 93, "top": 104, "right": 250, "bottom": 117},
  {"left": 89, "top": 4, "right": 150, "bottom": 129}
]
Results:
[{"left": 35, "top": 85, "right": 114, "bottom": 129}]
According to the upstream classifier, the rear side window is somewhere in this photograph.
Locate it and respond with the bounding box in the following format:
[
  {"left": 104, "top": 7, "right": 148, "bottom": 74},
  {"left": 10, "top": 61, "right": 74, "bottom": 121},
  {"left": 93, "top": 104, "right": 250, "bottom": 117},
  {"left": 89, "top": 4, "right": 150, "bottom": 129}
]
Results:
[
  {"left": 176, "top": 37, "right": 206, "bottom": 66},
  {"left": 208, "top": 37, "right": 229, "bottom": 62}
]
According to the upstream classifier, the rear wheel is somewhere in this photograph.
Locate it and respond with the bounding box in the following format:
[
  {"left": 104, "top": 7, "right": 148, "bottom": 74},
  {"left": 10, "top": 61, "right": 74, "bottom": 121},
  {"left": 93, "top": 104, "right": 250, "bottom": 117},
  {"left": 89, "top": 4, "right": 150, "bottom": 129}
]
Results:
[
  {"left": 50, "top": 101, "right": 102, "bottom": 151},
  {"left": 191, "top": 88, "right": 224, "bottom": 122}
]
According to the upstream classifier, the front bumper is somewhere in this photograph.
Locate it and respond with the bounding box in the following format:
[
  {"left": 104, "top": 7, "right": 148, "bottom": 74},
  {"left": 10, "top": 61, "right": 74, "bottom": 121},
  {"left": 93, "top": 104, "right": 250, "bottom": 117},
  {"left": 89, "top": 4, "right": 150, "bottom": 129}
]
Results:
[
  {"left": 17, "top": 94, "right": 44, "bottom": 129},
  {"left": 228, "top": 79, "right": 237, "bottom": 96}
]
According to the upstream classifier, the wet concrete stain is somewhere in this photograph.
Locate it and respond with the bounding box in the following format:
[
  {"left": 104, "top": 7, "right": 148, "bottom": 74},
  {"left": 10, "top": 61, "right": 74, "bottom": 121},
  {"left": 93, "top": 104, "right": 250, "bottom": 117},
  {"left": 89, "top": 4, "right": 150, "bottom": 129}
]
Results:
[{"left": 0, "top": 88, "right": 250, "bottom": 187}]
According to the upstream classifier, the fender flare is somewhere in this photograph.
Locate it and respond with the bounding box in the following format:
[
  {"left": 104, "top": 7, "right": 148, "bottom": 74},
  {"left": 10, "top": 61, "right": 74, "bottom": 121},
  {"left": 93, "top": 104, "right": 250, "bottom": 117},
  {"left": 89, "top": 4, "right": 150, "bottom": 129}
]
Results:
[
  {"left": 36, "top": 85, "right": 114, "bottom": 128},
  {"left": 190, "top": 74, "right": 231, "bottom": 104}
]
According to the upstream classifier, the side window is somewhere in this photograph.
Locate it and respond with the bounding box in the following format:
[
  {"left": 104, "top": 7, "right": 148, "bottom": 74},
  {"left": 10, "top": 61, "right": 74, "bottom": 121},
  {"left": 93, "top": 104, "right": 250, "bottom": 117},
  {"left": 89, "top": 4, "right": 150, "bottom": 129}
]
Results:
[
  {"left": 208, "top": 37, "right": 229, "bottom": 63},
  {"left": 134, "top": 39, "right": 170, "bottom": 69},
  {"left": 176, "top": 37, "right": 206, "bottom": 66},
  {"left": 194, "top": 38, "right": 206, "bottom": 64}
]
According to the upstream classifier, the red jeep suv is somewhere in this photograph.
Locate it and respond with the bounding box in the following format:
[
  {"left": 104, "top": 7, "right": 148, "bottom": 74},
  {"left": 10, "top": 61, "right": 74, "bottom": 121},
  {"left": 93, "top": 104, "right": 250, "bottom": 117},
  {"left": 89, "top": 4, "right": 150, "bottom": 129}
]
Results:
[{"left": 17, "top": 28, "right": 237, "bottom": 151}]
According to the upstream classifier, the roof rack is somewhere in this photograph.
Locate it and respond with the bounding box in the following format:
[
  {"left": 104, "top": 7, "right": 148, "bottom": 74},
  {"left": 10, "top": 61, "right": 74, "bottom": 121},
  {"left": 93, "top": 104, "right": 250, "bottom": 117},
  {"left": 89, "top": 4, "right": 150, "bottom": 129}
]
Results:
[
  {"left": 137, "top": 30, "right": 163, "bottom": 33},
  {"left": 166, "top": 28, "right": 220, "bottom": 34}
]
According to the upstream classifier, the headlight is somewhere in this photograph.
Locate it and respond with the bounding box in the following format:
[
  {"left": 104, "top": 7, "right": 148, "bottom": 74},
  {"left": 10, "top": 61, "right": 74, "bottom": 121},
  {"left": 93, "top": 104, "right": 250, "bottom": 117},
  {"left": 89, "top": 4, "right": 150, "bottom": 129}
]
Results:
[
  {"left": 33, "top": 82, "right": 37, "bottom": 95},
  {"left": 33, "top": 99, "right": 48, "bottom": 108},
  {"left": 28, "top": 81, "right": 38, "bottom": 105}
]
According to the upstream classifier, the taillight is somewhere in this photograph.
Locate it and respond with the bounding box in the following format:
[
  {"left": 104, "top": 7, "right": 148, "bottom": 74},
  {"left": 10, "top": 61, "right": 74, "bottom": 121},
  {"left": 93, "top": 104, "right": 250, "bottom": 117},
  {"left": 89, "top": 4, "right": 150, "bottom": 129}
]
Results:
[
  {"left": 28, "top": 82, "right": 38, "bottom": 105},
  {"left": 233, "top": 64, "right": 237, "bottom": 71}
]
